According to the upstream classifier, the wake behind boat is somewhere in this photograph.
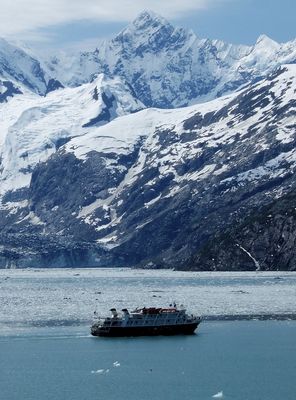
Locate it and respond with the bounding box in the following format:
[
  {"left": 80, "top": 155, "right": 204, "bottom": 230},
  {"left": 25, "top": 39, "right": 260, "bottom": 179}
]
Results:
[{"left": 91, "top": 305, "right": 201, "bottom": 337}]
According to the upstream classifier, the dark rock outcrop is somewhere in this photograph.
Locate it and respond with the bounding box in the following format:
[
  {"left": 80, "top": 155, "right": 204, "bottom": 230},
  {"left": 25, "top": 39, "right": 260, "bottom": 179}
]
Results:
[{"left": 190, "top": 190, "right": 296, "bottom": 271}]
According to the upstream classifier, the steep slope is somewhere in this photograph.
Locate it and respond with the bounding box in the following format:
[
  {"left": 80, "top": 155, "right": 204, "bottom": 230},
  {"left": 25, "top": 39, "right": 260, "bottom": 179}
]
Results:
[
  {"left": 0, "top": 73, "right": 143, "bottom": 197},
  {"left": 0, "top": 38, "right": 51, "bottom": 96},
  {"left": 0, "top": 79, "right": 22, "bottom": 102},
  {"left": 0, "top": 65, "right": 296, "bottom": 269},
  {"left": 46, "top": 11, "right": 296, "bottom": 108},
  {"left": 190, "top": 191, "right": 296, "bottom": 271}
]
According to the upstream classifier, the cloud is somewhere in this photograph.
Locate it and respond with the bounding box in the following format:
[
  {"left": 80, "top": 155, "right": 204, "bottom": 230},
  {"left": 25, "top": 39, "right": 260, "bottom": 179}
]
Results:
[{"left": 0, "top": 0, "right": 226, "bottom": 37}]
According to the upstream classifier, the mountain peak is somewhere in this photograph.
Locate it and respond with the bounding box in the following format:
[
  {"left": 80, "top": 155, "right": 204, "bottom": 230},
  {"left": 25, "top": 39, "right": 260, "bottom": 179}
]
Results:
[
  {"left": 131, "top": 10, "right": 171, "bottom": 30},
  {"left": 112, "top": 9, "right": 177, "bottom": 55},
  {"left": 255, "top": 34, "right": 279, "bottom": 49}
]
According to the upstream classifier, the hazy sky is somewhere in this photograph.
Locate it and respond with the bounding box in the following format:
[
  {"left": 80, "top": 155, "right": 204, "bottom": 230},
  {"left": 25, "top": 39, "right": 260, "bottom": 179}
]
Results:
[{"left": 1, "top": 0, "right": 295, "bottom": 50}]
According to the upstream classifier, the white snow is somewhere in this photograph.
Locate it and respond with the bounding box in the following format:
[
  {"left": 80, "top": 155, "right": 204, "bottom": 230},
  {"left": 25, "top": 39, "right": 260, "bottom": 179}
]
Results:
[
  {"left": 16, "top": 211, "right": 45, "bottom": 226},
  {"left": 144, "top": 195, "right": 161, "bottom": 208},
  {"left": 0, "top": 74, "right": 142, "bottom": 195},
  {"left": 42, "top": 13, "right": 296, "bottom": 108},
  {"left": 0, "top": 38, "right": 48, "bottom": 95},
  {"left": 212, "top": 391, "right": 224, "bottom": 398},
  {"left": 175, "top": 164, "right": 216, "bottom": 183},
  {"left": 1, "top": 61, "right": 296, "bottom": 241}
]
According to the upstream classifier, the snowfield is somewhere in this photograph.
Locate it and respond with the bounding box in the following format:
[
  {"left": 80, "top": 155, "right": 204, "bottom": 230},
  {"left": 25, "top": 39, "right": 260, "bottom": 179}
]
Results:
[
  {"left": 0, "top": 73, "right": 142, "bottom": 195},
  {"left": 0, "top": 269, "right": 295, "bottom": 335}
]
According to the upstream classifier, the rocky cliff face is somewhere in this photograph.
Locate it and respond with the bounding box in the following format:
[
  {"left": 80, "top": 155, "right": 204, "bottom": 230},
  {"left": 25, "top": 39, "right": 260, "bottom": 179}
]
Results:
[
  {"left": 190, "top": 191, "right": 296, "bottom": 271},
  {"left": 1, "top": 65, "right": 296, "bottom": 269},
  {"left": 0, "top": 80, "right": 22, "bottom": 102}
]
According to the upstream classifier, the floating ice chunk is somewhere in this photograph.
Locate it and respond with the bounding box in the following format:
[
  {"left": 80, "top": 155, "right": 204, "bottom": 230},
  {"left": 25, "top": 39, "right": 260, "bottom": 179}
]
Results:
[
  {"left": 212, "top": 391, "right": 224, "bottom": 398},
  {"left": 91, "top": 369, "right": 105, "bottom": 374},
  {"left": 113, "top": 361, "right": 121, "bottom": 367}
]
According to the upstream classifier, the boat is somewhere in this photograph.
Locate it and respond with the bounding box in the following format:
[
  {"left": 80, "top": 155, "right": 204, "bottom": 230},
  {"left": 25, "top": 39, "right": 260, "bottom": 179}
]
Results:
[{"left": 91, "top": 305, "right": 201, "bottom": 337}]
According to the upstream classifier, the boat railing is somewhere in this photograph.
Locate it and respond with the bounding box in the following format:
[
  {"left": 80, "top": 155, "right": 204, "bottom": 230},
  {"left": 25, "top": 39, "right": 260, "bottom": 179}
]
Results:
[
  {"left": 93, "top": 310, "right": 201, "bottom": 328},
  {"left": 128, "top": 312, "right": 187, "bottom": 326}
]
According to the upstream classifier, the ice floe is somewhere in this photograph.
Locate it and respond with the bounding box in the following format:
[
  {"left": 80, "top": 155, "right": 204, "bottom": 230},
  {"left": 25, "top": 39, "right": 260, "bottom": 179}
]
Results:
[{"left": 1, "top": 268, "right": 296, "bottom": 335}]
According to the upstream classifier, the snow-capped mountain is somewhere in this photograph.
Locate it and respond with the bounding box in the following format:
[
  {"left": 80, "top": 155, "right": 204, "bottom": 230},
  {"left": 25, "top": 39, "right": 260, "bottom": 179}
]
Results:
[
  {"left": 0, "top": 38, "right": 50, "bottom": 96},
  {"left": 1, "top": 11, "right": 296, "bottom": 269},
  {"left": 0, "top": 73, "right": 143, "bottom": 196},
  {"left": 2, "top": 10, "right": 296, "bottom": 109},
  {"left": 1, "top": 65, "right": 296, "bottom": 269},
  {"left": 46, "top": 11, "right": 296, "bottom": 108}
]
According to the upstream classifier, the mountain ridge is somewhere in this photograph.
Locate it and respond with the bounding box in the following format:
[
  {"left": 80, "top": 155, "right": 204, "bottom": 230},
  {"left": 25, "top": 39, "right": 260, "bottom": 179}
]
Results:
[
  {"left": 1, "top": 64, "right": 296, "bottom": 269},
  {"left": 0, "top": 12, "right": 296, "bottom": 269},
  {"left": 43, "top": 11, "right": 296, "bottom": 108},
  {"left": 1, "top": 10, "right": 295, "bottom": 108}
]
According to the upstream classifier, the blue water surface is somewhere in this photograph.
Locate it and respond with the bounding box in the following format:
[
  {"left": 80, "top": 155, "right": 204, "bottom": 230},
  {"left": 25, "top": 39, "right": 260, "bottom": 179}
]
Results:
[{"left": 1, "top": 321, "right": 295, "bottom": 400}]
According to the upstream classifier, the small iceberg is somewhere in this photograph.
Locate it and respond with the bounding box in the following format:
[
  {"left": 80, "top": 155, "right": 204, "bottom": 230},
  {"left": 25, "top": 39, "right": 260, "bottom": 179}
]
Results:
[
  {"left": 91, "top": 369, "right": 105, "bottom": 374},
  {"left": 212, "top": 391, "right": 224, "bottom": 398},
  {"left": 113, "top": 361, "right": 121, "bottom": 367}
]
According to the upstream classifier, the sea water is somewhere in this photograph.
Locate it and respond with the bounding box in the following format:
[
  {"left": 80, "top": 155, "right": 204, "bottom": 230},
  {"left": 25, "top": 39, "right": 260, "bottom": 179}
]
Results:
[
  {"left": 1, "top": 268, "right": 296, "bottom": 333},
  {"left": 0, "top": 321, "right": 295, "bottom": 400},
  {"left": 0, "top": 269, "right": 296, "bottom": 399}
]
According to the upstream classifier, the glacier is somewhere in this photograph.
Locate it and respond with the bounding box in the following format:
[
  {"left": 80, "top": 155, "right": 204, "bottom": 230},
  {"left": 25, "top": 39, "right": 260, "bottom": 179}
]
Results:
[{"left": 0, "top": 73, "right": 143, "bottom": 195}]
